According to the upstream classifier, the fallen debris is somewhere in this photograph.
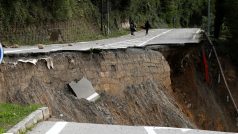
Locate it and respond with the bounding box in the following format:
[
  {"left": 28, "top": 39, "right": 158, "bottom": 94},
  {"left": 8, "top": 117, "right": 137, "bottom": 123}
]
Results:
[
  {"left": 10, "top": 44, "right": 19, "bottom": 48},
  {"left": 17, "top": 57, "right": 54, "bottom": 69},
  {"left": 37, "top": 44, "right": 44, "bottom": 49},
  {"left": 41, "top": 57, "right": 54, "bottom": 69},
  {"left": 18, "top": 59, "right": 38, "bottom": 65},
  {"left": 69, "top": 77, "right": 100, "bottom": 102}
]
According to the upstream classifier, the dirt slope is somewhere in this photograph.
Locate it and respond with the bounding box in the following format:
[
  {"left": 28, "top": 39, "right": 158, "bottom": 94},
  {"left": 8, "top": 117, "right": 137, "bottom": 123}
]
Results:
[
  {"left": 0, "top": 47, "right": 237, "bottom": 132},
  {"left": 167, "top": 47, "right": 238, "bottom": 132},
  {"left": 0, "top": 49, "right": 193, "bottom": 127}
]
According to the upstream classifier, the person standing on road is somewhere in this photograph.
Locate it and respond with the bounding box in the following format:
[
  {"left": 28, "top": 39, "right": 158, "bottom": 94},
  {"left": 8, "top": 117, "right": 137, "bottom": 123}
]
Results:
[
  {"left": 144, "top": 20, "right": 151, "bottom": 35},
  {"left": 130, "top": 21, "right": 136, "bottom": 36}
]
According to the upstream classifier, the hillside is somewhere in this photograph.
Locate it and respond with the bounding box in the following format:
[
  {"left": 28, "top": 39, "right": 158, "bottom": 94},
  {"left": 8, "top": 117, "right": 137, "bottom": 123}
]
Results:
[{"left": 0, "top": 0, "right": 208, "bottom": 45}]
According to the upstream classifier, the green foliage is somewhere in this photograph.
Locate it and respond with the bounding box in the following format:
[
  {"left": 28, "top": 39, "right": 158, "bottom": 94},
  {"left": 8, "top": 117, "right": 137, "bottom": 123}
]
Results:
[
  {"left": 0, "top": 0, "right": 80, "bottom": 25},
  {"left": 0, "top": 0, "right": 223, "bottom": 45},
  {"left": 225, "top": 0, "right": 238, "bottom": 43},
  {"left": 95, "top": 0, "right": 209, "bottom": 28},
  {"left": 0, "top": 103, "right": 40, "bottom": 133},
  {"left": 0, "top": 0, "right": 211, "bottom": 28}
]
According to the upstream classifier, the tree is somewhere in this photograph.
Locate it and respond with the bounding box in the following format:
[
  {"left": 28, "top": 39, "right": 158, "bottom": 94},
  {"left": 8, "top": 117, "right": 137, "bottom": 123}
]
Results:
[{"left": 214, "top": 0, "right": 225, "bottom": 38}]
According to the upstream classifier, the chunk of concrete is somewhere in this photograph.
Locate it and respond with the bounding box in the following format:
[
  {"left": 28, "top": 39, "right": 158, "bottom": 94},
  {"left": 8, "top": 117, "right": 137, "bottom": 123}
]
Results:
[
  {"left": 25, "top": 110, "right": 42, "bottom": 128},
  {"left": 69, "top": 77, "right": 100, "bottom": 102},
  {"left": 39, "top": 107, "right": 51, "bottom": 120},
  {"left": 18, "top": 59, "right": 38, "bottom": 65}
]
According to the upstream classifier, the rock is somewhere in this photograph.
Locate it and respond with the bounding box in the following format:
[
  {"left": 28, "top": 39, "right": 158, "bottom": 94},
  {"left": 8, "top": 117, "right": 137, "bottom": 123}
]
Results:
[
  {"left": 70, "top": 59, "right": 75, "bottom": 64},
  {"left": 10, "top": 44, "right": 19, "bottom": 48},
  {"left": 38, "top": 44, "right": 44, "bottom": 49},
  {"left": 187, "top": 103, "right": 192, "bottom": 109},
  {"left": 2, "top": 43, "right": 8, "bottom": 48},
  {"left": 68, "top": 43, "right": 73, "bottom": 46}
]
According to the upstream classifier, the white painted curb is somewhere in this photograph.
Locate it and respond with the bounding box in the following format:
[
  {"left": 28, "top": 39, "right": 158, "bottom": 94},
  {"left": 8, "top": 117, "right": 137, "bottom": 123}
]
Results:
[{"left": 5, "top": 107, "right": 51, "bottom": 134}]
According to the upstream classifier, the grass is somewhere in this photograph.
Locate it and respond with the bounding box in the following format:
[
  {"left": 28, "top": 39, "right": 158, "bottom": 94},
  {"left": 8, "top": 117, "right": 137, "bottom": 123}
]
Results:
[{"left": 0, "top": 103, "right": 40, "bottom": 133}]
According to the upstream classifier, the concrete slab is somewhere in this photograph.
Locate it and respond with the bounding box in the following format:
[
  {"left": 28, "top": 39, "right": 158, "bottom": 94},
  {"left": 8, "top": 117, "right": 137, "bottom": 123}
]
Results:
[{"left": 69, "top": 77, "right": 100, "bottom": 102}]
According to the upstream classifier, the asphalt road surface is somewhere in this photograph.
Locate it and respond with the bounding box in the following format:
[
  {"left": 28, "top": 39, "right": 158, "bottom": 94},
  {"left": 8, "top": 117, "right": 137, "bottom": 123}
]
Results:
[
  {"left": 27, "top": 121, "right": 237, "bottom": 134},
  {"left": 4, "top": 28, "right": 201, "bottom": 55}
]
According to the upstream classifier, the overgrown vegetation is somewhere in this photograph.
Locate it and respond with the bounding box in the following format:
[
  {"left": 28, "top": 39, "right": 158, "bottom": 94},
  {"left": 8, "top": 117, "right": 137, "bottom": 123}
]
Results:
[
  {"left": 0, "top": 103, "right": 40, "bottom": 133},
  {"left": 0, "top": 0, "right": 211, "bottom": 45},
  {"left": 92, "top": 0, "right": 209, "bottom": 28},
  {"left": 213, "top": 0, "right": 238, "bottom": 66},
  {"left": 0, "top": 0, "right": 237, "bottom": 50}
]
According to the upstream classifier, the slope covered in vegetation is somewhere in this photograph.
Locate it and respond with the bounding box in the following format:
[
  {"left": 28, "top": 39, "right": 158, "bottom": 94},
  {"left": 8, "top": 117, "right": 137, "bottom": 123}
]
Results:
[
  {"left": 0, "top": 0, "right": 209, "bottom": 27},
  {"left": 0, "top": 0, "right": 211, "bottom": 45}
]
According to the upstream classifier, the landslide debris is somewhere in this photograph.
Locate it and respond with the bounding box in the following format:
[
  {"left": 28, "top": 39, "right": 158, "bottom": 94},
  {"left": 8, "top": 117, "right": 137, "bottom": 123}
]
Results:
[
  {"left": 0, "top": 49, "right": 191, "bottom": 127},
  {"left": 1, "top": 47, "right": 238, "bottom": 132}
]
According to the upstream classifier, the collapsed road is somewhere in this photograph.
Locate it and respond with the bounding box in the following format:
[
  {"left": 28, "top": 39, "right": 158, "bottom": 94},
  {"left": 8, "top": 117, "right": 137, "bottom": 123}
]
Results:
[
  {"left": 1, "top": 28, "right": 238, "bottom": 133},
  {"left": 3, "top": 28, "right": 201, "bottom": 54}
]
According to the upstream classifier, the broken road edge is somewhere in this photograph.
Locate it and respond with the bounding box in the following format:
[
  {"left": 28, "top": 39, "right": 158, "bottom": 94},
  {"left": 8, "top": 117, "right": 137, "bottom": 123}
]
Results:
[{"left": 4, "top": 107, "right": 51, "bottom": 134}]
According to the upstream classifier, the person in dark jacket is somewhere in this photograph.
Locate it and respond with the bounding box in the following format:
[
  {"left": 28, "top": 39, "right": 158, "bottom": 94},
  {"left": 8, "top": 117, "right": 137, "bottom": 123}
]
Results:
[
  {"left": 130, "top": 21, "right": 136, "bottom": 35},
  {"left": 144, "top": 20, "right": 151, "bottom": 35}
]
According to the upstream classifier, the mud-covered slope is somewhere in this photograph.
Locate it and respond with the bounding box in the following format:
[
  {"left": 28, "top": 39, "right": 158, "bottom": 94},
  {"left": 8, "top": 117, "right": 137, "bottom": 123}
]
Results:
[
  {"left": 0, "top": 49, "right": 194, "bottom": 128},
  {"left": 97, "top": 80, "right": 194, "bottom": 127},
  {"left": 1, "top": 47, "right": 237, "bottom": 132},
  {"left": 166, "top": 47, "right": 238, "bottom": 132}
]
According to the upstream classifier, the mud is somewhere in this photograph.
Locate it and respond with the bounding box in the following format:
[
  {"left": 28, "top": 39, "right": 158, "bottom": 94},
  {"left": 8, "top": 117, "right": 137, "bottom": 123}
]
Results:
[{"left": 167, "top": 46, "right": 238, "bottom": 132}]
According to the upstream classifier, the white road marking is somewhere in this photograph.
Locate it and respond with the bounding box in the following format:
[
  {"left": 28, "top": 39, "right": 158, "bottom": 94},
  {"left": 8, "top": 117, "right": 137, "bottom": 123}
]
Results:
[
  {"left": 144, "top": 127, "right": 157, "bottom": 134},
  {"left": 105, "top": 38, "right": 140, "bottom": 47},
  {"left": 155, "top": 127, "right": 192, "bottom": 132},
  {"left": 86, "top": 92, "right": 99, "bottom": 101},
  {"left": 52, "top": 48, "right": 63, "bottom": 51},
  {"left": 145, "top": 126, "right": 193, "bottom": 134},
  {"left": 138, "top": 29, "right": 173, "bottom": 46},
  {"left": 106, "top": 30, "right": 172, "bottom": 47},
  {"left": 45, "top": 122, "right": 68, "bottom": 134},
  {"left": 4, "top": 48, "right": 38, "bottom": 54},
  {"left": 192, "top": 29, "right": 201, "bottom": 40}
]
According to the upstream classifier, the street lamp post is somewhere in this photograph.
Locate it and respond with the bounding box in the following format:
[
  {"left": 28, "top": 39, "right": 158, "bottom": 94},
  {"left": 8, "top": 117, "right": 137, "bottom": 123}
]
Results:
[{"left": 208, "top": 0, "right": 211, "bottom": 36}]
